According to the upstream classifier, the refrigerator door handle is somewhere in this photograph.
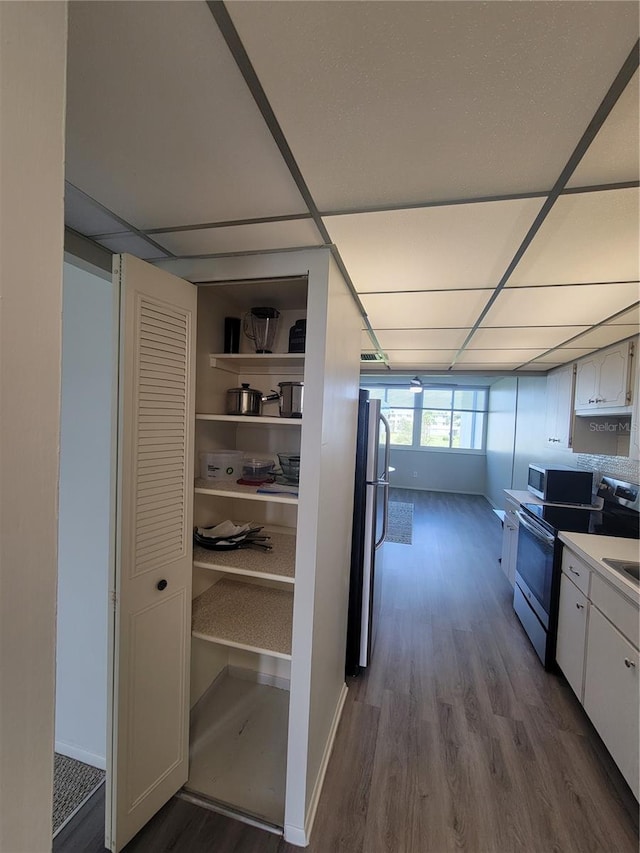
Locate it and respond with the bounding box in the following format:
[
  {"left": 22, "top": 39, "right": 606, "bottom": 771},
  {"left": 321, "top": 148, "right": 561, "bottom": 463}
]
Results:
[
  {"left": 375, "top": 413, "right": 391, "bottom": 550},
  {"left": 375, "top": 482, "right": 389, "bottom": 550},
  {"left": 380, "top": 413, "right": 391, "bottom": 481}
]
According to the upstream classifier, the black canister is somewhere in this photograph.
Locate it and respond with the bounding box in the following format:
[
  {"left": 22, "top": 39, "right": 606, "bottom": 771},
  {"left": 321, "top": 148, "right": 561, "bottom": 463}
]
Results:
[
  {"left": 288, "top": 319, "right": 306, "bottom": 353},
  {"left": 223, "top": 317, "right": 241, "bottom": 353}
]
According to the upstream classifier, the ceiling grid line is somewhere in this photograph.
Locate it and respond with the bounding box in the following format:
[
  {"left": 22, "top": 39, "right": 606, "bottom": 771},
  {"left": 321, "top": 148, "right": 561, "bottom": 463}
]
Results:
[
  {"left": 450, "top": 39, "right": 640, "bottom": 368},
  {"left": 206, "top": 0, "right": 384, "bottom": 357},
  {"left": 64, "top": 3, "right": 639, "bottom": 374},
  {"left": 84, "top": 180, "right": 639, "bottom": 243},
  {"left": 65, "top": 181, "right": 175, "bottom": 259},
  {"left": 514, "top": 301, "right": 640, "bottom": 370}
]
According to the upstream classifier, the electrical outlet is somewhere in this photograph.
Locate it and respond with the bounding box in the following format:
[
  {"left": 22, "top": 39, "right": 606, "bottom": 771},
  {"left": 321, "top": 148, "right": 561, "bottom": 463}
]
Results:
[{"left": 412, "top": 471, "right": 418, "bottom": 478}]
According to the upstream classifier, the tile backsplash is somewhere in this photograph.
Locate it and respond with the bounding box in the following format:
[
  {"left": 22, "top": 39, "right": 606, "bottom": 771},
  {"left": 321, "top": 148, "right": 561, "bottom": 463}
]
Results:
[{"left": 576, "top": 453, "right": 639, "bottom": 485}]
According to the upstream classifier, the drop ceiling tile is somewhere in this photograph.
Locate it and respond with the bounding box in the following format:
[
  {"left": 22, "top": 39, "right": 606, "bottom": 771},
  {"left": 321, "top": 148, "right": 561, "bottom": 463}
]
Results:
[
  {"left": 567, "top": 72, "right": 639, "bottom": 188},
  {"left": 361, "top": 290, "right": 492, "bottom": 329},
  {"left": 483, "top": 282, "right": 640, "bottom": 327},
  {"left": 324, "top": 199, "right": 543, "bottom": 292},
  {"left": 508, "top": 189, "right": 639, "bottom": 286},
  {"left": 470, "top": 326, "right": 589, "bottom": 349},
  {"left": 230, "top": 2, "right": 638, "bottom": 209},
  {"left": 457, "top": 349, "right": 548, "bottom": 364},
  {"left": 65, "top": 183, "right": 128, "bottom": 237},
  {"left": 530, "top": 348, "right": 600, "bottom": 364},
  {"left": 517, "top": 363, "right": 559, "bottom": 371},
  {"left": 607, "top": 305, "right": 640, "bottom": 324},
  {"left": 564, "top": 324, "right": 638, "bottom": 351},
  {"left": 383, "top": 350, "right": 458, "bottom": 365},
  {"left": 153, "top": 219, "right": 323, "bottom": 256},
  {"left": 66, "top": 2, "right": 307, "bottom": 230},
  {"left": 374, "top": 329, "right": 470, "bottom": 350},
  {"left": 97, "top": 233, "right": 168, "bottom": 261},
  {"left": 451, "top": 363, "right": 523, "bottom": 372}
]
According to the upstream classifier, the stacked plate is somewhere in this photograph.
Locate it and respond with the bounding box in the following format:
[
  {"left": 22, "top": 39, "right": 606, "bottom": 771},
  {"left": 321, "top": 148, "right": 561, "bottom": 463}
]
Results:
[{"left": 193, "top": 521, "right": 272, "bottom": 551}]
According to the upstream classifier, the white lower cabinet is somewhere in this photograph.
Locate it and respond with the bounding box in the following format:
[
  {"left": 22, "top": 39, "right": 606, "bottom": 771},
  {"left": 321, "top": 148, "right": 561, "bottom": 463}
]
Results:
[
  {"left": 556, "top": 544, "right": 639, "bottom": 800},
  {"left": 500, "top": 498, "right": 519, "bottom": 587},
  {"left": 583, "top": 607, "right": 639, "bottom": 799},
  {"left": 556, "top": 572, "right": 589, "bottom": 701}
]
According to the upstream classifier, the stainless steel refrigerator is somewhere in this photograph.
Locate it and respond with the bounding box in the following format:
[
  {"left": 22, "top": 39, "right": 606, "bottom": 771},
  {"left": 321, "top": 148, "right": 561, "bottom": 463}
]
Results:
[{"left": 346, "top": 390, "right": 390, "bottom": 676}]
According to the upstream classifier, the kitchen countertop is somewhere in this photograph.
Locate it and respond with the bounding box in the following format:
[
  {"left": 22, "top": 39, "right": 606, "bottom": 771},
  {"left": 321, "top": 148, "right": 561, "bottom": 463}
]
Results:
[
  {"left": 559, "top": 531, "right": 640, "bottom": 606},
  {"left": 504, "top": 489, "right": 544, "bottom": 506}
]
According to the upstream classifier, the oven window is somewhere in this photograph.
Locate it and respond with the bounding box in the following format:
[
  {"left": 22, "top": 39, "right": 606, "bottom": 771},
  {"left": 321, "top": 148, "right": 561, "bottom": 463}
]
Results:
[{"left": 516, "top": 523, "right": 554, "bottom": 624}]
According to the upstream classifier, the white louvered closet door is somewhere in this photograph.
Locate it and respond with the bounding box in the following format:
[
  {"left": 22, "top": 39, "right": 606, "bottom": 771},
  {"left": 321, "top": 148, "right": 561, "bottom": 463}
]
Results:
[{"left": 107, "top": 255, "right": 196, "bottom": 852}]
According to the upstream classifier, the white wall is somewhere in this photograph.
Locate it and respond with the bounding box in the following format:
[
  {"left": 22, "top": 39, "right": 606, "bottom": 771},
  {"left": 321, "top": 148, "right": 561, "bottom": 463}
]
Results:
[
  {"left": 305, "top": 255, "right": 361, "bottom": 824},
  {"left": 55, "top": 260, "right": 113, "bottom": 768},
  {"left": 485, "top": 378, "right": 517, "bottom": 508},
  {"left": 0, "top": 4, "right": 67, "bottom": 851},
  {"left": 485, "top": 375, "right": 640, "bottom": 509},
  {"left": 389, "top": 447, "right": 486, "bottom": 493}
]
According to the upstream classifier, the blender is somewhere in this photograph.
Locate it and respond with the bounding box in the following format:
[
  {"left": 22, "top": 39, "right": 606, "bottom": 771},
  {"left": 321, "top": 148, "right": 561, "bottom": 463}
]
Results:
[{"left": 243, "top": 307, "right": 281, "bottom": 353}]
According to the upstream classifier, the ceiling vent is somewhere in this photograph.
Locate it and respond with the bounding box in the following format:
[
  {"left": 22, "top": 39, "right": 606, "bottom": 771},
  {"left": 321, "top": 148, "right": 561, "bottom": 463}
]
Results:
[{"left": 360, "top": 352, "right": 386, "bottom": 362}]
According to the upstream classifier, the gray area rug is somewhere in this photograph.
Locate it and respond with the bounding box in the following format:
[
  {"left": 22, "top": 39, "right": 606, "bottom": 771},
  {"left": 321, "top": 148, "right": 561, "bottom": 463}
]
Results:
[
  {"left": 386, "top": 501, "right": 414, "bottom": 544},
  {"left": 53, "top": 753, "right": 105, "bottom": 834}
]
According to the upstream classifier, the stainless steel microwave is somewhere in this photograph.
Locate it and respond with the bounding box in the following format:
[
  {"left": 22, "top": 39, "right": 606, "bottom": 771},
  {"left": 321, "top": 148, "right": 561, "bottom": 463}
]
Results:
[{"left": 527, "top": 464, "right": 593, "bottom": 505}]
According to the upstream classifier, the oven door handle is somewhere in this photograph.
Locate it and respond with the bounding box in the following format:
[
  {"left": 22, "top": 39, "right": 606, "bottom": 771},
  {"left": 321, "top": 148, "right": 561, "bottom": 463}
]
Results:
[{"left": 516, "top": 510, "right": 555, "bottom": 546}]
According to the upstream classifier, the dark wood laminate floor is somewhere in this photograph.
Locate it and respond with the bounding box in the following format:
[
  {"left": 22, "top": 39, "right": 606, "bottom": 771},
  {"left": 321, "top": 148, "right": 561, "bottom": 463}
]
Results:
[{"left": 55, "top": 490, "right": 639, "bottom": 853}]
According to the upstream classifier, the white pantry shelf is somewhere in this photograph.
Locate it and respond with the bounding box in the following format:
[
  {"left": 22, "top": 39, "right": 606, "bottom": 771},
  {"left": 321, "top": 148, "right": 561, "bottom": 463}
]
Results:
[
  {"left": 195, "top": 413, "right": 301, "bottom": 426},
  {"left": 209, "top": 352, "right": 304, "bottom": 374},
  {"left": 193, "top": 529, "right": 296, "bottom": 584},
  {"left": 192, "top": 579, "right": 293, "bottom": 659},
  {"left": 194, "top": 478, "right": 298, "bottom": 505}
]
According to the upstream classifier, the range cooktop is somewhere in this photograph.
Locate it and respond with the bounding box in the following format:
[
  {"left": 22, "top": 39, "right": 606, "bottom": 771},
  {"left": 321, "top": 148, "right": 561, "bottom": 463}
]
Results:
[{"left": 521, "top": 475, "right": 640, "bottom": 540}]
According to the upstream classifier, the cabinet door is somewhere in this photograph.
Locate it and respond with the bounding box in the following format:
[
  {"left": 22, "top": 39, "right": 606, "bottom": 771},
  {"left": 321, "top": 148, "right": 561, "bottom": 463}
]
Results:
[
  {"left": 583, "top": 607, "right": 639, "bottom": 799},
  {"left": 107, "top": 255, "right": 197, "bottom": 852},
  {"left": 500, "top": 518, "right": 518, "bottom": 587},
  {"left": 556, "top": 573, "right": 588, "bottom": 701},
  {"left": 597, "top": 343, "right": 629, "bottom": 408},
  {"left": 574, "top": 357, "right": 599, "bottom": 410},
  {"left": 545, "top": 364, "right": 574, "bottom": 447}
]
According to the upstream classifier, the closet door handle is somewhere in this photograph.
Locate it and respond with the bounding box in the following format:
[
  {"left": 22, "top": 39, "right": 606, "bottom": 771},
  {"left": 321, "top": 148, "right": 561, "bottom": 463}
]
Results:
[
  {"left": 624, "top": 658, "right": 636, "bottom": 669},
  {"left": 157, "top": 579, "right": 168, "bottom": 591},
  {"left": 576, "top": 603, "right": 584, "bottom": 610}
]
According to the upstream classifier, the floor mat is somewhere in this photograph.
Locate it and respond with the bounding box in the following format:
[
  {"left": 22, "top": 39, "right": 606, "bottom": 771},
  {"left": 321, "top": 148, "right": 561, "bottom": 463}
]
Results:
[
  {"left": 386, "top": 501, "right": 414, "bottom": 544},
  {"left": 53, "top": 753, "right": 105, "bottom": 835}
]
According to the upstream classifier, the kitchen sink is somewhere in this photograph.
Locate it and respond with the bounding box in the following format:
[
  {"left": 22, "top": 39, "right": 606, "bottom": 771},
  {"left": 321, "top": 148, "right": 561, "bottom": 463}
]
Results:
[{"left": 601, "top": 558, "right": 640, "bottom": 583}]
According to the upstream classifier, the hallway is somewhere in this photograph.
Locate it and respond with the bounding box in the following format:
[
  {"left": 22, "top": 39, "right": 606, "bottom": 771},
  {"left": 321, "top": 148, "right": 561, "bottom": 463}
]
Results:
[{"left": 56, "top": 490, "right": 639, "bottom": 853}]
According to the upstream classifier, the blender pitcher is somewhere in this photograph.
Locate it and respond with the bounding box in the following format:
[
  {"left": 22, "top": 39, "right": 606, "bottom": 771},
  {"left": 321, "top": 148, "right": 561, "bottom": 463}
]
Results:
[{"left": 243, "top": 307, "right": 280, "bottom": 353}]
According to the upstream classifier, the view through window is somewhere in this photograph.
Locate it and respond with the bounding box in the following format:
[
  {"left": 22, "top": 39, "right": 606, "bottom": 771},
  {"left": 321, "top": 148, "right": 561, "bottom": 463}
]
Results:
[{"left": 363, "top": 385, "right": 488, "bottom": 451}]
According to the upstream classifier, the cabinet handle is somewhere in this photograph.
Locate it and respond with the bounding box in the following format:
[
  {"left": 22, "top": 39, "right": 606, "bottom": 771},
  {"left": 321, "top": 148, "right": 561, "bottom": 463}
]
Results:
[
  {"left": 569, "top": 566, "right": 580, "bottom": 576},
  {"left": 588, "top": 398, "right": 595, "bottom": 404},
  {"left": 157, "top": 579, "right": 168, "bottom": 591},
  {"left": 576, "top": 603, "right": 584, "bottom": 610},
  {"left": 624, "top": 658, "right": 636, "bottom": 669}
]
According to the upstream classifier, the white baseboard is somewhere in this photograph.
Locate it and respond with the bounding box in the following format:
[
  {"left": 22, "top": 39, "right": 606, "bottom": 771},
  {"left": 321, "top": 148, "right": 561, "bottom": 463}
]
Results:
[
  {"left": 55, "top": 740, "right": 106, "bottom": 770},
  {"left": 391, "top": 484, "right": 484, "bottom": 495},
  {"left": 283, "top": 682, "right": 348, "bottom": 847}
]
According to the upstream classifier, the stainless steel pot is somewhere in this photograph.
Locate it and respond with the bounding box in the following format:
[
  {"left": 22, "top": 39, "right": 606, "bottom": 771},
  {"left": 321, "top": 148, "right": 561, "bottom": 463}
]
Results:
[
  {"left": 226, "top": 383, "right": 279, "bottom": 416},
  {"left": 278, "top": 381, "right": 303, "bottom": 418}
]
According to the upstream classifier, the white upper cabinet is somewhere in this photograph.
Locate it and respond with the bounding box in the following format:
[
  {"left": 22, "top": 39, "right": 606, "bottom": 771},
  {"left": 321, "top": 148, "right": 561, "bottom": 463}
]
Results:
[
  {"left": 574, "top": 338, "right": 634, "bottom": 413},
  {"left": 544, "top": 363, "right": 575, "bottom": 448}
]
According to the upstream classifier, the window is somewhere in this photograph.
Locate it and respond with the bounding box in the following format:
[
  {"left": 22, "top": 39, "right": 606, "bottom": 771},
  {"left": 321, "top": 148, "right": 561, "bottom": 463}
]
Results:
[{"left": 363, "top": 385, "right": 488, "bottom": 451}]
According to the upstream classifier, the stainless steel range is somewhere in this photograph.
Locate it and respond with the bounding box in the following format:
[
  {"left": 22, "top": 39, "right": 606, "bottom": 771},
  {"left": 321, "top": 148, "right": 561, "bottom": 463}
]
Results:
[{"left": 513, "top": 476, "right": 640, "bottom": 669}]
